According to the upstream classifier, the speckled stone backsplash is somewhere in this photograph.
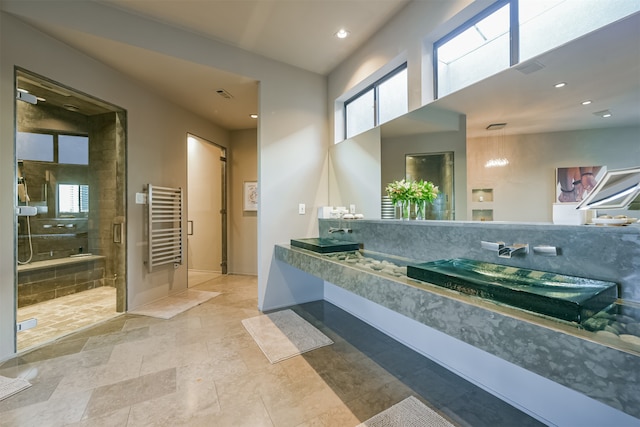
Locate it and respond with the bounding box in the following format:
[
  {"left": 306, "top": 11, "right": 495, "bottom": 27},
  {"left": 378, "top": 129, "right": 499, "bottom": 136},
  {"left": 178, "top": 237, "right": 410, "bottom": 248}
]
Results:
[{"left": 319, "top": 219, "right": 640, "bottom": 302}]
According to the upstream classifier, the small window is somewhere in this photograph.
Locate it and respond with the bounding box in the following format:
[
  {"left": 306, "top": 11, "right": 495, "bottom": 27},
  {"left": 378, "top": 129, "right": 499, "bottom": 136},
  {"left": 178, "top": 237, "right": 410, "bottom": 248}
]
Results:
[
  {"left": 345, "top": 89, "right": 375, "bottom": 139},
  {"left": 16, "top": 132, "right": 54, "bottom": 162},
  {"left": 519, "top": 0, "right": 640, "bottom": 62},
  {"left": 378, "top": 67, "right": 408, "bottom": 125},
  {"left": 58, "top": 184, "right": 89, "bottom": 215},
  {"left": 435, "top": 1, "right": 512, "bottom": 98},
  {"left": 58, "top": 135, "right": 89, "bottom": 165},
  {"left": 344, "top": 63, "right": 408, "bottom": 139}
]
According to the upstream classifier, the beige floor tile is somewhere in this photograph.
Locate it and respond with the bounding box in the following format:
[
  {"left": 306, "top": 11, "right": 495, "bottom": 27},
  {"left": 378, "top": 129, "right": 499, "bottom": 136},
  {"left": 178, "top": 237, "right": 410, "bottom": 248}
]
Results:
[
  {"left": 83, "top": 368, "right": 176, "bottom": 419},
  {"left": 0, "top": 274, "right": 544, "bottom": 427},
  {"left": 17, "top": 287, "right": 119, "bottom": 352},
  {"left": 66, "top": 407, "right": 132, "bottom": 427}
]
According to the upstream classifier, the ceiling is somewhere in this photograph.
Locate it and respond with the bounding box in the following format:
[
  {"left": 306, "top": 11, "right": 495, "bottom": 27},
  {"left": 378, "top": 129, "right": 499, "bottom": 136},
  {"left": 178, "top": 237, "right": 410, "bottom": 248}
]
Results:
[
  {"left": 383, "top": 11, "right": 640, "bottom": 139},
  {"left": 4, "top": 0, "right": 410, "bottom": 130},
  {"left": 5, "top": 1, "right": 640, "bottom": 137}
]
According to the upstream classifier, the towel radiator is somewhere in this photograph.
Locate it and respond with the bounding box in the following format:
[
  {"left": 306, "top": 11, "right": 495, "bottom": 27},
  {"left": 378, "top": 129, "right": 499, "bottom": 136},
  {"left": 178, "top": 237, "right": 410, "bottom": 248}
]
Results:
[{"left": 147, "top": 184, "right": 183, "bottom": 272}]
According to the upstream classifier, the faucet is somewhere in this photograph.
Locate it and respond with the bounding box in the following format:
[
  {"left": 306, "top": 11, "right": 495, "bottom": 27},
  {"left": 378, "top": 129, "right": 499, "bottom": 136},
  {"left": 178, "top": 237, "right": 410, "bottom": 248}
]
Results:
[
  {"left": 481, "top": 241, "right": 529, "bottom": 258},
  {"left": 498, "top": 243, "right": 529, "bottom": 259},
  {"left": 329, "top": 227, "right": 352, "bottom": 234}
]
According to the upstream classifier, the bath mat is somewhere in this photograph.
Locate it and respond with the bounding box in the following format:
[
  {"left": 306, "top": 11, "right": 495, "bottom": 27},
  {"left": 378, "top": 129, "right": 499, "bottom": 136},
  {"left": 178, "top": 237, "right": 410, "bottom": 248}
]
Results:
[
  {"left": 357, "top": 396, "right": 455, "bottom": 427},
  {"left": 242, "top": 309, "right": 333, "bottom": 364},
  {"left": 129, "top": 289, "right": 220, "bottom": 319},
  {"left": 0, "top": 376, "right": 32, "bottom": 401}
]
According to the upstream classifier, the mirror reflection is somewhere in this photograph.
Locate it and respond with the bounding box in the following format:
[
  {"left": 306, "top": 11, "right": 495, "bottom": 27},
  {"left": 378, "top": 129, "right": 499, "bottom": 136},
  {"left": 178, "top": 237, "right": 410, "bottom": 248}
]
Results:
[
  {"left": 376, "top": 11, "right": 640, "bottom": 223},
  {"left": 406, "top": 153, "right": 454, "bottom": 220}
]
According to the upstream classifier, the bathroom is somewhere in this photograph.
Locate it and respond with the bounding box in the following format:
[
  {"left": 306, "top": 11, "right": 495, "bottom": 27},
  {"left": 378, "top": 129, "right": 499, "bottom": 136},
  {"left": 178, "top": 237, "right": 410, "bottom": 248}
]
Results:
[{"left": 15, "top": 69, "right": 127, "bottom": 350}]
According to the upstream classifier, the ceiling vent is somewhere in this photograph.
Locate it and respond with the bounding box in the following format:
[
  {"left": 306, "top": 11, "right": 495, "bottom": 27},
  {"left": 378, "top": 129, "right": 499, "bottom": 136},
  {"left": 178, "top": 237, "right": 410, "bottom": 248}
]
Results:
[
  {"left": 515, "top": 60, "right": 545, "bottom": 75},
  {"left": 215, "top": 89, "right": 233, "bottom": 99}
]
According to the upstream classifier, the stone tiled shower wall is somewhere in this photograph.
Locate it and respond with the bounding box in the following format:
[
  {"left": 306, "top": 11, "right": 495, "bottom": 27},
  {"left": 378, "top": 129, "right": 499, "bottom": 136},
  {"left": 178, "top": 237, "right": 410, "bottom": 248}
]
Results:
[
  {"left": 17, "top": 258, "right": 106, "bottom": 307},
  {"left": 16, "top": 94, "right": 124, "bottom": 307},
  {"left": 319, "top": 219, "right": 640, "bottom": 302},
  {"left": 89, "top": 112, "right": 123, "bottom": 290}
]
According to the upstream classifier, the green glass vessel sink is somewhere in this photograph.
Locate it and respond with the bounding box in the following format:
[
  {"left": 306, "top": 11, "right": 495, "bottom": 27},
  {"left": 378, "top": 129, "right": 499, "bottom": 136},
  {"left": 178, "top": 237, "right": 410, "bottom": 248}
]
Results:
[
  {"left": 290, "top": 238, "right": 361, "bottom": 254},
  {"left": 407, "top": 258, "right": 618, "bottom": 323}
]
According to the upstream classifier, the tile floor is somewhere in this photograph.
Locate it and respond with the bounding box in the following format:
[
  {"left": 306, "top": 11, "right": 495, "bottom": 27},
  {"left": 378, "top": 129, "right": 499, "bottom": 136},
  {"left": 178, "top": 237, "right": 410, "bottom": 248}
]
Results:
[
  {"left": 17, "top": 287, "right": 119, "bottom": 352},
  {"left": 1, "top": 274, "right": 545, "bottom": 426}
]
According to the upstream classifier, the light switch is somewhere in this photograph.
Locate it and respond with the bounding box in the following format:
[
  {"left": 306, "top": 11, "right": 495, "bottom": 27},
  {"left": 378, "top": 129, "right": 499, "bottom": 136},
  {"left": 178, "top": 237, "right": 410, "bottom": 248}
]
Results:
[
  {"left": 298, "top": 203, "right": 306, "bottom": 214},
  {"left": 350, "top": 204, "right": 356, "bottom": 214}
]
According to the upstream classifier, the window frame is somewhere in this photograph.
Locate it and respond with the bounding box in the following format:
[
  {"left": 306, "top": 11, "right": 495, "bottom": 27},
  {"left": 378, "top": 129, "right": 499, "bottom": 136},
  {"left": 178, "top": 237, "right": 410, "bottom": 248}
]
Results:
[
  {"left": 343, "top": 62, "right": 408, "bottom": 139},
  {"left": 433, "top": 0, "right": 518, "bottom": 99},
  {"left": 16, "top": 129, "right": 89, "bottom": 165}
]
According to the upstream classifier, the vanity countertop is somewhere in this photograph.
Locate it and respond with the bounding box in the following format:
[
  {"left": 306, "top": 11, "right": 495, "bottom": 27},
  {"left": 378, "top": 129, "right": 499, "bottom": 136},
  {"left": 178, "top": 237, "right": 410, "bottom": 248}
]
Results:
[{"left": 275, "top": 243, "right": 640, "bottom": 418}]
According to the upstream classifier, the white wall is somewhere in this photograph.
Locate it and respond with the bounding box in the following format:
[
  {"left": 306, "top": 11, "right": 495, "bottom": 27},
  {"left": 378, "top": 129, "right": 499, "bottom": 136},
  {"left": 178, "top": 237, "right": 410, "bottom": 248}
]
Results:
[
  {"left": 1, "top": 2, "right": 328, "bottom": 358},
  {"left": 328, "top": 128, "right": 382, "bottom": 219},
  {"left": 467, "top": 126, "right": 640, "bottom": 222},
  {"left": 327, "top": 0, "right": 474, "bottom": 130},
  {"left": 326, "top": 0, "right": 474, "bottom": 219}
]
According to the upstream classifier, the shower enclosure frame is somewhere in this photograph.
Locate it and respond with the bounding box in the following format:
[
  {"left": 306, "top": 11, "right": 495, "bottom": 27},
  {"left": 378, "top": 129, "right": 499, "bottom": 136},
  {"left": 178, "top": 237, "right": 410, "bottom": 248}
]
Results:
[{"left": 13, "top": 67, "right": 128, "bottom": 350}]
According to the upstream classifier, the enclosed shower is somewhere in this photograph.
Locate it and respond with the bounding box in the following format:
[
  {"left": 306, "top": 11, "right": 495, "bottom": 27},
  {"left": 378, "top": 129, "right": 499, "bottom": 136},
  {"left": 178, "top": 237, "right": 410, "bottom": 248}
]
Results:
[{"left": 15, "top": 69, "right": 127, "bottom": 350}]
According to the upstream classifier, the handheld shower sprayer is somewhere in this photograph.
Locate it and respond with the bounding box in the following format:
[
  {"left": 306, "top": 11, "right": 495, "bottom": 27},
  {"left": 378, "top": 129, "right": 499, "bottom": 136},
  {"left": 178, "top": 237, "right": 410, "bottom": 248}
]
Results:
[{"left": 16, "top": 166, "right": 34, "bottom": 264}]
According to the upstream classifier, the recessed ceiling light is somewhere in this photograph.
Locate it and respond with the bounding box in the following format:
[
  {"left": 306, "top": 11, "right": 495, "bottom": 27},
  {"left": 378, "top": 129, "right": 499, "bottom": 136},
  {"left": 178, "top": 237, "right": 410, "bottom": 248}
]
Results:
[
  {"left": 250, "top": 114, "right": 258, "bottom": 119},
  {"left": 335, "top": 29, "right": 350, "bottom": 39},
  {"left": 593, "top": 109, "right": 612, "bottom": 118},
  {"left": 554, "top": 82, "right": 567, "bottom": 88},
  {"left": 581, "top": 100, "right": 592, "bottom": 105}
]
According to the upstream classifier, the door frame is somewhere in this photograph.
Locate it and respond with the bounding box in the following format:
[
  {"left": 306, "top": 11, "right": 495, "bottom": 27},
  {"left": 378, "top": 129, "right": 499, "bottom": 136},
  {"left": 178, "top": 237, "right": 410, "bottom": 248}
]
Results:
[{"left": 186, "top": 133, "right": 228, "bottom": 276}]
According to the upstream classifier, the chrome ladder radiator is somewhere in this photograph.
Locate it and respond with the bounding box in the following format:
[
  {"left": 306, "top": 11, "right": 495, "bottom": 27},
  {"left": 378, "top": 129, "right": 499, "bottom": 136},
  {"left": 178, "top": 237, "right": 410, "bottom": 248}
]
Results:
[{"left": 146, "top": 184, "right": 183, "bottom": 272}]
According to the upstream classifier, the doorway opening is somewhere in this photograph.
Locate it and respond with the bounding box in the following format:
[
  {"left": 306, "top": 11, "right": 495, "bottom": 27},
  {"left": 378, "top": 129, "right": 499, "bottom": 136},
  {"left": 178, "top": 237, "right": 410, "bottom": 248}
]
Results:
[
  {"left": 187, "top": 134, "right": 227, "bottom": 287},
  {"left": 406, "top": 152, "right": 455, "bottom": 220},
  {"left": 15, "top": 68, "right": 127, "bottom": 351}
]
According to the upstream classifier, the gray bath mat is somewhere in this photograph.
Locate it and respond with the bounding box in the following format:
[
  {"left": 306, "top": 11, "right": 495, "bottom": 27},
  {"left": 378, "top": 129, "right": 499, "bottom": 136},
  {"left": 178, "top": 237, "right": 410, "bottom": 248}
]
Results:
[
  {"left": 242, "top": 309, "right": 333, "bottom": 364},
  {"left": 357, "top": 396, "right": 455, "bottom": 427},
  {"left": 0, "top": 375, "right": 32, "bottom": 401}
]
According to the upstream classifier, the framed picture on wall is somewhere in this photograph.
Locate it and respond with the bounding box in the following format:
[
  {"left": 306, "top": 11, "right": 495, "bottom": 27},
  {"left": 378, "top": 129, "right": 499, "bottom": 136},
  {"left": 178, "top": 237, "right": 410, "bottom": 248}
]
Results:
[
  {"left": 555, "top": 166, "right": 606, "bottom": 203},
  {"left": 244, "top": 181, "right": 258, "bottom": 211}
]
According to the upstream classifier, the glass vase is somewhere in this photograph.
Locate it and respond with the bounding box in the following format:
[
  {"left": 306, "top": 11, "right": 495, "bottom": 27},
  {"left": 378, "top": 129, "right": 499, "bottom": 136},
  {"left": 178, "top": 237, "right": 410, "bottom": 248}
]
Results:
[
  {"left": 397, "top": 200, "right": 411, "bottom": 220},
  {"left": 415, "top": 200, "right": 426, "bottom": 220}
]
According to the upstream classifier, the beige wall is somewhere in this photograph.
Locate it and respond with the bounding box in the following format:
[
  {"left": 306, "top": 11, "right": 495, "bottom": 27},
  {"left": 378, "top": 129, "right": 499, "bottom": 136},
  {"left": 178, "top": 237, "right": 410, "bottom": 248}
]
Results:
[
  {"left": 467, "top": 125, "right": 640, "bottom": 222},
  {"left": 1, "top": 12, "right": 231, "bottom": 358},
  {"left": 230, "top": 129, "right": 258, "bottom": 275},
  {"left": 1, "top": 2, "right": 329, "bottom": 359}
]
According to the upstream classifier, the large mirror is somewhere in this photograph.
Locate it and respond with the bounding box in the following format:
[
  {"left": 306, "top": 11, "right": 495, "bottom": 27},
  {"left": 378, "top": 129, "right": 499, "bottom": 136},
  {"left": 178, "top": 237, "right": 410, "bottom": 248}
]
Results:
[
  {"left": 382, "top": 11, "right": 640, "bottom": 223},
  {"left": 331, "top": 11, "right": 640, "bottom": 223}
]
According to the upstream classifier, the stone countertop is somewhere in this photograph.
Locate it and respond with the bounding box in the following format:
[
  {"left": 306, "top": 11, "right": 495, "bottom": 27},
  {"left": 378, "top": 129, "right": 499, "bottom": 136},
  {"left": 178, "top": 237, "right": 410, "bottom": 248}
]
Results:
[{"left": 275, "top": 243, "right": 640, "bottom": 419}]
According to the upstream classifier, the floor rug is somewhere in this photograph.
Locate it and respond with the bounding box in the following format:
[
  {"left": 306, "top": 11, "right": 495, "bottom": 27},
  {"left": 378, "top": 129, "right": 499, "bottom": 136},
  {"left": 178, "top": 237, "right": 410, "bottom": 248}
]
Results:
[
  {"left": 242, "top": 309, "right": 333, "bottom": 364},
  {"left": 129, "top": 289, "right": 220, "bottom": 319},
  {"left": 357, "top": 396, "right": 455, "bottom": 427},
  {"left": 0, "top": 376, "right": 32, "bottom": 401}
]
